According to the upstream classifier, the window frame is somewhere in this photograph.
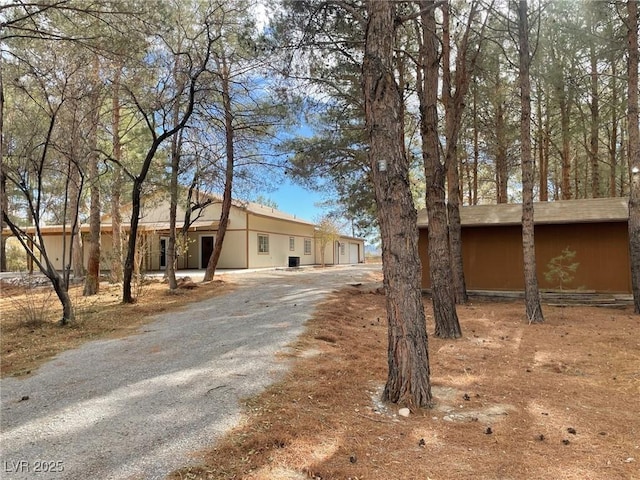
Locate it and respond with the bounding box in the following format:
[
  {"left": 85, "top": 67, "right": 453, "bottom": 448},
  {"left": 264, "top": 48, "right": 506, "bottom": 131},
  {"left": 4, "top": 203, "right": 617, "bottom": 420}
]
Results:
[
  {"left": 304, "top": 238, "right": 312, "bottom": 255},
  {"left": 289, "top": 236, "right": 295, "bottom": 251},
  {"left": 258, "top": 233, "right": 270, "bottom": 254}
]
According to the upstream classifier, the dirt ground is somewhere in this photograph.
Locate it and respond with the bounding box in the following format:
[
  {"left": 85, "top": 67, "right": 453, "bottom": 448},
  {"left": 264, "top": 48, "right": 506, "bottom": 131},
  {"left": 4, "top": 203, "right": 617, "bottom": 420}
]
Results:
[
  {"left": 1, "top": 274, "right": 638, "bottom": 479},
  {"left": 0, "top": 277, "right": 231, "bottom": 378},
  {"left": 173, "top": 282, "right": 639, "bottom": 480}
]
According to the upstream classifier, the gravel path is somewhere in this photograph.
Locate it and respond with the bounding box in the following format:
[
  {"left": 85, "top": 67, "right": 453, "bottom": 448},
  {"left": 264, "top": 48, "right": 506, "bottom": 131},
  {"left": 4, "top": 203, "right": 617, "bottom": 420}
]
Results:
[{"left": 0, "top": 264, "right": 380, "bottom": 480}]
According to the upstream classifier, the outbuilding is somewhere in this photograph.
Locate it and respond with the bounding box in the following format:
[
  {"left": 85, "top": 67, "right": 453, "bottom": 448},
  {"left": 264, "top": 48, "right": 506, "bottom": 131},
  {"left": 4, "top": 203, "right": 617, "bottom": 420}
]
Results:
[{"left": 417, "top": 197, "right": 631, "bottom": 294}]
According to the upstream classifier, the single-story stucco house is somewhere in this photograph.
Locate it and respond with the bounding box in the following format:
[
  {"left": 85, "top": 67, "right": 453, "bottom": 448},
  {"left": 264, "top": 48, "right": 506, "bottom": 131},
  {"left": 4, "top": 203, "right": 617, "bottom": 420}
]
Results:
[
  {"left": 417, "top": 197, "right": 631, "bottom": 294},
  {"left": 6, "top": 194, "right": 365, "bottom": 273}
]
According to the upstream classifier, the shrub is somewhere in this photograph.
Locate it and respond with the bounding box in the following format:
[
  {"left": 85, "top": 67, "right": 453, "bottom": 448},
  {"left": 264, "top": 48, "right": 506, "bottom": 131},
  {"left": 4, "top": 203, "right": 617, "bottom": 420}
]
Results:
[{"left": 544, "top": 247, "right": 579, "bottom": 291}]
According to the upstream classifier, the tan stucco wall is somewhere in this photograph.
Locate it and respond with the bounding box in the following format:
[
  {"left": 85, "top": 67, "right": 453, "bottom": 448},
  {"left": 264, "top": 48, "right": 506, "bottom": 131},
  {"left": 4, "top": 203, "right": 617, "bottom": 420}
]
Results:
[
  {"left": 318, "top": 238, "right": 364, "bottom": 265},
  {"left": 247, "top": 213, "right": 316, "bottom": 268},
  {"left": 22, "top": 201, "right": 365, "bottom": 273},
  {"left": 42, "top": 235, "right": 72, "bottom": 270},
  {"left": 186, "top": 230, "right": 248, "bottom": 269}
]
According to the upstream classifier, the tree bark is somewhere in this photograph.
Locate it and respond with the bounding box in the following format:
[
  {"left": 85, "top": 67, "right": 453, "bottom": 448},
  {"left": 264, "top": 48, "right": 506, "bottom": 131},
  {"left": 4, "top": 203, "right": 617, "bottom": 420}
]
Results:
[
  {"left": 518, "top": 0, "right": 544, "bottom": 323},
  {"left": 166, "top": 129, "right": 181, "bottom": 290},
  {"left": 363, "top": 0, "right": 432, "bottom": 408},
  {"left": 110, "top": 64, "right": 123, "bottom": 283},
  {"left": 204, "top": 55, "right": 234, "bottom": 282},
  {"left": 537, "top": 84, "right": 549, "bottom": 201},
  {"left": 84, "top": 56, "right": 102, "bottom": 296},
  {"left": 589, "top": 10, "right": 601, "bottom": 198},
  {"left": 0, "top": 64, "right": 6, "bottom": 272},
  {"left": 68, "top": 158, "right": 84, "bottom": 279},
  {"left": 122, "top": 39, "right": 211, "bottom": 303},
  {"left": 609, "top": 59, "right": 619, "bottom": 197},
  {"left": 442, "top": 0, "right": 482, "bottom": 305},
  {"left": 166, "top": 52, "right": 185, "bottom": 291},
  {"left": 559, "top": 70, "right": 573, "bottom": 200},
  {"left": 418, "top": 0, "right": 462, "bottom": 338},
  {"left": 491, "top": 61, "right": 509, "bottom": 204},
  {"left": 442, "top": 1, "right": 465, "bottom": 304},
  {"left": 626, "top": 0, "right": 640, "bottom": 313}
]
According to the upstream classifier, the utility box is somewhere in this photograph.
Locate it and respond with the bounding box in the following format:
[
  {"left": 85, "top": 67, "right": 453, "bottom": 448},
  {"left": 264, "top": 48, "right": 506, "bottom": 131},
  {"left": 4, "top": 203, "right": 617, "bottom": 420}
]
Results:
[{"left": 288, "top": 256, "right": 300, "bottom": 268}]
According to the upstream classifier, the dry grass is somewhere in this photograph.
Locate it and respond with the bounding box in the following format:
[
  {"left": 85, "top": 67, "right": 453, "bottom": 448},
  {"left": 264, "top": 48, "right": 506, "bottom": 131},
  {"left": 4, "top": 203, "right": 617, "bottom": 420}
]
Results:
[
  {"left": 1, "top": 273, "right": 638, "bottom": 480},
  {"left": 172, "top": 284, "right": 639, "bottom": 480},
  {"left": 0, "top": 276, "right": 232, "bottom": 378}
]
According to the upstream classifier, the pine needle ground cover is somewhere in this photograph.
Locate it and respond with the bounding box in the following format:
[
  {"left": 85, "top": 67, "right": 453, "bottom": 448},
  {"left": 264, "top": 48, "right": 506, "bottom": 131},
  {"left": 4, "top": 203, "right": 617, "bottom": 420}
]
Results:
[
  {"left": 174, "top": 282, "right": 638, "bottom": 480},
  {"left": 1, "top": 275, "right": 637, "bottom": 479}
]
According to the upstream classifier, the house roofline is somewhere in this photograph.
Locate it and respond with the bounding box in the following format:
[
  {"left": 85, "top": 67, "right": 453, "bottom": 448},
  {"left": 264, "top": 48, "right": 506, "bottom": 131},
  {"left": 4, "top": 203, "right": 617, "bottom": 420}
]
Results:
[{"left": 417, "top": 197, "right": 629, "bottom": 228}]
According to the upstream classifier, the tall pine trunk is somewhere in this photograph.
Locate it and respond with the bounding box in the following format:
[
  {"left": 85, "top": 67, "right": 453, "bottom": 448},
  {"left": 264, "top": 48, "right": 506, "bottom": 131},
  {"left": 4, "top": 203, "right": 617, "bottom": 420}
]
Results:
[
  {"left": 626, "top": 0, "right": 640, "bottom": 313},
  {"left": 166, "top": 55, "right": 186, "bottom": 291},
  {"left": 418, "top": 0, "right": 461, "bottom": 338},
  {"left": 518, "top": 0, "right": 544, "bottom": 324},
  {"left": 609, "top": 59, "right": 619, "bottom": 197},
  {"left": 84, "top": 56, "right": 102, "bottom": 296},
  {"left": 441, "top": 0, "right": 483, "bottom": 304},
  {"left": 363, "top": 0, "right": 432, "bottom": 408},
  {"left": 0, "top": 68, "right": 6, "bottom": 272},
  {"left": 204, "top": 56, "right": 234, "bottom": 282},
  {"left": 110, "top": 64, "right": 124, "bottom": 283},
  {"left": 589, "top": 11, "right": 601, "bottom": 198}
]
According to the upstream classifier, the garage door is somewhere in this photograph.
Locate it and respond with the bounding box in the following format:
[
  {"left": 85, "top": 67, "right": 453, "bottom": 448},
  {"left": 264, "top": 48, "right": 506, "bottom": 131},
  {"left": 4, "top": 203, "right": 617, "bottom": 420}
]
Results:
[{"left": 349, "top": 243, "right": 359, "bottom": 264}]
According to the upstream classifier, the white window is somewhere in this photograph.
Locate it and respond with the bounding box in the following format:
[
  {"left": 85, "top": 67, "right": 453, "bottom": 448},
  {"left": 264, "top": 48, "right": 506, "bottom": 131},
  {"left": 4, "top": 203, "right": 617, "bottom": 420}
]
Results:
[
  {"left": 304, "top": 238, "right": 312, "bottom": 255},
  {"left": 258, "top": 234, "right": 269, "bottom": 254},
  {"left": 289, "top": 237, "right": 295, "bottom": 251},
  {"left": 340, "top": 242, "right": 346, "bottom": 256}
]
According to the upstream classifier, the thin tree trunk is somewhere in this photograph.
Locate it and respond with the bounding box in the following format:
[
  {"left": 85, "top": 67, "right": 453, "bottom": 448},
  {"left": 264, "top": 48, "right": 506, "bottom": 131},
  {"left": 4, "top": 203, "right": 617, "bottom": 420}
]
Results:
[
  {"left": 166, "top": 129, "right": 181, "bottom": 290},
  {"left": 166, "top": 44, "right": 188, "bottom": 291},
  {"left": 626, "top": 0, "right": 640, "bottom": 313},
  {"left": 589, "top": 16, "right": 600, "bottom": 198},
  {"left": 559, "top": 76, "right": 572, "bottom": 200},
  {"left": 609, "top": 59, "right": 619, "bottom": 197},
  {"left": 123, "top": 50, "right": 208, "bottom": 303},
  {"left": 518, "top": 0, "right": 544, "bottom": 323},
  {"left": 442, "top": 0, "right": 482, "bottom": 304},
  {"left": 84, "top": 56, "right": 102, "bottom": 296},
  {"left": 204, "top": 56, "right": 234, "bottom": 282},
  {"left": 620, "top": 119, "right": 627, "bottom": 196},
  {"left": 0, "top": 63, "right": 6, "bottom": 272},
  {"left": 419, "top": 0, "right": 462, "bottom": 338},
  {"left": 52, "top": 273, "right": 75, "bottom": 325},
  {"left": 363, "top": 0, "right": 432, "bottom": 408},
  {"left": 537, "top": 84, "right": 549, "bottom": 201},
  {"left": 110, "top": 64, "right": 123, "bottom": 283},
  {"left": 495, "top": 78, "right": 509, "bottom": 204},
  {"left": 472, "top": 79, "right": 479, "bottom": 204},
  {"left": 68, "top": 158, "right": 83, "bottom": 279},
  {"left": 0, "top": 171, "right": 6, "bottom": 272}
]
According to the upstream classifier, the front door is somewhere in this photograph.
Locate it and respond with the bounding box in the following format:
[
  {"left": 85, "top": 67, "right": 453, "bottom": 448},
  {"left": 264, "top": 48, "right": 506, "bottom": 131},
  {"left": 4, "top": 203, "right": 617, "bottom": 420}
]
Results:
[
  {"left": 159, "top": 237, "right": 168, "bottom": 269},
  {"left": 201, "top": 235, "right": 214, "bottom": 269}
]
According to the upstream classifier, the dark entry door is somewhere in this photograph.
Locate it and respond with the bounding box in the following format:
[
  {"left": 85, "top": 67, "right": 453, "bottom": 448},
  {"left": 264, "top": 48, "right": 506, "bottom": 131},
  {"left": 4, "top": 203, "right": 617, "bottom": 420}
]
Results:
[
  {"left": 160, "top": 237, "right": 168, "bottom": 269},
  {"left": 201, "top": 236, "right": 214, "bottom": 268}
]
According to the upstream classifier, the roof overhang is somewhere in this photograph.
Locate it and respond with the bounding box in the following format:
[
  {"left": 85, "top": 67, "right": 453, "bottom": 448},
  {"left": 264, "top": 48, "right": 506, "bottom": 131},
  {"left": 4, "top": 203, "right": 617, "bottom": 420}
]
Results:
[
  {"left": 2, "top": 220, "right": 222, "bottom": 236},
  {"left": 417, "top": 197, "right": 629, "bottom": 228}
]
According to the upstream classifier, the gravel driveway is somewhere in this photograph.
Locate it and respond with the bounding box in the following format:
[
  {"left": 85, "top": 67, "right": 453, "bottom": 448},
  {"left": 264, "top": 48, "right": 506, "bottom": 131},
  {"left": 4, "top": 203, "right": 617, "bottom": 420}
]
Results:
[{"left": 0, "top": 264, "right": 380, "bottom": 480}]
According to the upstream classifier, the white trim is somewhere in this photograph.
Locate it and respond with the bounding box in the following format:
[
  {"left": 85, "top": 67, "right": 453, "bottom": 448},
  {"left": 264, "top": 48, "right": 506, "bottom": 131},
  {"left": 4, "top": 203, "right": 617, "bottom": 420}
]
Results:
[{"left": 257, "top": 233, "right": 269, "bottom": 254}]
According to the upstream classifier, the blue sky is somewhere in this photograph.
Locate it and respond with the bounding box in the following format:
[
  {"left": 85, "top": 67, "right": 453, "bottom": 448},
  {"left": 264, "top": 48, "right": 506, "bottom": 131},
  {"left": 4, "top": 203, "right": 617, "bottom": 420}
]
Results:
[{"left": 266, "top": 178, "right": 327, "bottom": 223}]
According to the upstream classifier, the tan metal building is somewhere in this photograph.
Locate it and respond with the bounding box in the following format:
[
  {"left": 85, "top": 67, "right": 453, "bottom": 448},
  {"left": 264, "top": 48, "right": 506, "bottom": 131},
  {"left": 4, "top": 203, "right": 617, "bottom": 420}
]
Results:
[
  {"left": 417, "top": 197, "right": 631, "bottom": 294},
  {"left": 6, "top": 196, "right": 366, "bottom": 272}
]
